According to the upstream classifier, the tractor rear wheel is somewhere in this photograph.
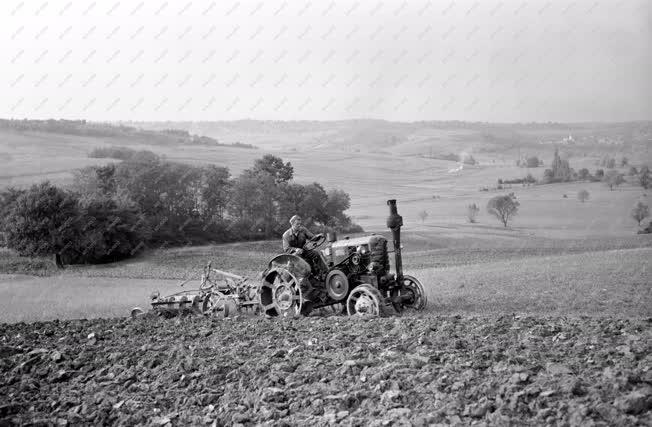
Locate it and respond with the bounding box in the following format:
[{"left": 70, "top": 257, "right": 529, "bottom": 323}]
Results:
[
  {"left": 259, "top": 269, "right": 312, "bottom": 317},
  {"left": 346, "top": 284, "right": 390, "bottom": 317}
]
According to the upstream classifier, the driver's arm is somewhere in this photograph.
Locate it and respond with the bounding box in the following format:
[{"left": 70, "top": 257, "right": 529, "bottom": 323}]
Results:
[
  {"left": 282, "top": 230, "right": 293, "bottom": 252},
  {"left": 303, "top": 227, "right": 315, "bottom": 240}
]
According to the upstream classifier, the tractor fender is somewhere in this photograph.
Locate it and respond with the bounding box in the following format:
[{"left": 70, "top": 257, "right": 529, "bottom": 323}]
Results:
[{"left": 266, "top": 254, "right": 312, "bottom": 280}]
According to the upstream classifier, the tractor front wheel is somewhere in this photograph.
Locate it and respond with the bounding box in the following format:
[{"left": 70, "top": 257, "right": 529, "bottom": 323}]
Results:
[
  {"left": 346, "top": 284, "right": 389, "bottom": 317},
  {"left": 393, "top": 275, "right": 427, "bottom": 312}
]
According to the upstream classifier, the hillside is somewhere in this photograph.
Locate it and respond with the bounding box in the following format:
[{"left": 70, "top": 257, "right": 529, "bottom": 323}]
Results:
[
  {"left": 129, "top": 119, "right": 652, "bottom": 161},
  {"left": 1, "top": 119, "right": 651, "bottom": 239}
]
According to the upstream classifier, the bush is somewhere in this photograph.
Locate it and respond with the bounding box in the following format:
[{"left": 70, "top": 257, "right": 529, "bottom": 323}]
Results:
[
  {"left": 487, "top": 194, "right": 519, "bottom": 227},
  {"left": 631, "top": 202, "right": 650, "bottom": 226},
  {"left": 578, "top": 168, "right": 591, "bottom": 181},
  {"left": 2, "top": 182, "right": 151, "bottom": 265},
  {"left": 89, "top": 146, "right": 160, "bottom": 162},
  {"left": 603, "top": 170, "right": 625, "bottom": 190},
  {"left": 5, "top": 155, "right": 362, "bottom": 264},
  {"left": 525, "top": 156, "right": 540, "bottom": 168},
  {"left": 73, "top": 194, "right": 150, "bottom": 263},
  {"left": 3, "top": 182, "right": 80, "bottom": 263},
  {"left": 0, "top": 187, "right": 27, "bottom": 233}
]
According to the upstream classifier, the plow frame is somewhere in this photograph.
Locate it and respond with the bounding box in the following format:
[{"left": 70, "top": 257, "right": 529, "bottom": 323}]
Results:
[{"left": 134, "top": 262, "right": 260, "bottom": 319}]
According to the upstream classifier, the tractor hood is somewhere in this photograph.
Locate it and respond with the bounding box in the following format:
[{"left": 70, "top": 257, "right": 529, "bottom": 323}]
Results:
[{"left": 330, "top": 235, "right": 387, "bottom": 249}]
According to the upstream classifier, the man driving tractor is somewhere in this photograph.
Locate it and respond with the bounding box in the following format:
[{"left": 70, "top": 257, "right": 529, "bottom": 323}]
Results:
[{"left": 282, "top": 215, "right": 323, "bottom": 274}]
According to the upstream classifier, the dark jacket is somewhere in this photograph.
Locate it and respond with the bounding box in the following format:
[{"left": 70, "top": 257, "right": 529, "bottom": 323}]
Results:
[{"left": 282, "top": 226, "right": 314, "bottom": 252}]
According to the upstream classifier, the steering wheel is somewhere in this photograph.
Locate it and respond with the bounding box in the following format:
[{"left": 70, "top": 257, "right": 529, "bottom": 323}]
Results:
[{"left": 303, "top": 233, "right": 326, "bottom": 251}]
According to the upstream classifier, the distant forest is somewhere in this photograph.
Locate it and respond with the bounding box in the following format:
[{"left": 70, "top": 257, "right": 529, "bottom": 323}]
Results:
[{"left": 0, "top": 118, "right": 257, "bottom": 149}]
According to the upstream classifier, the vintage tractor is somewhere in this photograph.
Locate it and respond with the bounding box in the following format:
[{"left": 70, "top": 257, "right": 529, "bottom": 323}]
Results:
[{"left": 259, "top": 199, "right": 427, "bottom": 317}]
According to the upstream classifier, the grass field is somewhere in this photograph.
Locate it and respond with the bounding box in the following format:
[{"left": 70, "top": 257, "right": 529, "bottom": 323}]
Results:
[{"left": 1, "top": 233, "right": 650, "bottom": 323}]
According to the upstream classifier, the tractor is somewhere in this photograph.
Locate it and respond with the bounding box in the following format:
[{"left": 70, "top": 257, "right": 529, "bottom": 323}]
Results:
[{"left": 259, "top": 199, "right": 427, "bottom": 317}]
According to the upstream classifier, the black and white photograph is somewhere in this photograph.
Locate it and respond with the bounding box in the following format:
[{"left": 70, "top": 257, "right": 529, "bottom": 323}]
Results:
[{"left": 1, "top": 0, "right": 651, "bottom": 425}]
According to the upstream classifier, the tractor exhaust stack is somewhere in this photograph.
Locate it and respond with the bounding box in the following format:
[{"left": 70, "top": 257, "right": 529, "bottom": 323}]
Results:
[{"left": 386, "top": 199, "right": 403, "bottom": 281}]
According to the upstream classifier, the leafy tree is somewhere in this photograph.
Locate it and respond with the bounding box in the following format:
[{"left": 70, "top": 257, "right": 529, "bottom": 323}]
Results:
[
  {"left": 324, "top": 189, "right": 351, "bottom": 224},
  {"left": 594, "top": 169, "right": 605, "bottom": 179},
  {"left": 467, "top": 203, "right": 480, "bottom": 223},
  {"left": 298, "top": 183, "right": 330, "bottom": 226},
  {"left": 524, "top": 173, "right": 536, "bottom": 184},
  {"left": 200, "top": 165, "right": 231, "bottom": 220},
  {"left": 130, "top": 161, "right": 206, "bottom": 242},
  {"left": 487, "top": 194, "right": 519, "bottom": 227},
  {"left": 548, "top": 148, "right": 573, "bottom": 182},
  {"left": 526, "top": 156, "right": 540, "bottom": 168},
  {"left": 250, "top": 154, "right": 294, "bottom": 184},
  {"left": 603, "top": 170, "right": 625, "bottom": 190},
  {"left": 278, "top": 182, "right": 308, "bottom": 225},
  {"left": 577, "top": 189, "right": 590, "bottom": 203},
  {"left": 631, "top": 202, "right": 650, "bottom": 226},
  {"left": 578, "top": 168, "right": 591, "bottom": 181},
  {"left": 418, "top": 210, "right": 428, "bottom": 223},
  {"left": 230, "top": 171, "right": 280, "bottom": 237},
  {"left": 628, "top": 166, "right": 638, "bottom": 176},
  {"left": 0, "top": 187, "right": 27, "bottom": 232},
  {"left": 4, "top": 182, "right": 80, "bottom": 265}
]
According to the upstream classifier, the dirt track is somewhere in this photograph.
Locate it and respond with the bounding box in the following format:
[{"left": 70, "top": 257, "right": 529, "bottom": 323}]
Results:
[{"left": 1, "top": 314, "right": 651, "bottom": 426}]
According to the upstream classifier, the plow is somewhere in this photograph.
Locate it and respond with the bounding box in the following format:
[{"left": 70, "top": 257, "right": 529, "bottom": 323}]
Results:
[
  {"left": 131, "top": 262, "right": 260, "bottom": 319},
  {"left": 132, "top": 199, "right": 428, "bottom": 319}
]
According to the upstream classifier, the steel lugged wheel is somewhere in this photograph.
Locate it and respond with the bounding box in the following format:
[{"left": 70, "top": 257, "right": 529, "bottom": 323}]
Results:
[
  {"left": 346, "top": 284, "right": 388, "bottom": 317},
  {"left": 397, "top": 275, "right": 427, "bottom": 311},
  {"left": 259, "top": 269, "right": 308, "bottom": 318},
  {"left": 202, "top": 295, "right": 231, "bottom": 318}
]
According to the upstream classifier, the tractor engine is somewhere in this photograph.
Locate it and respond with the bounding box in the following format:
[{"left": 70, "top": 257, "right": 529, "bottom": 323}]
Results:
[{"left": 321, "top": 234, "right": 396, "bottom": 300}]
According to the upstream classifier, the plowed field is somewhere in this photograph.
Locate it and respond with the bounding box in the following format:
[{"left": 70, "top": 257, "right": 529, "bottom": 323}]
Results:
[{"left": 2, "top": 314, "right": 650, "bottom": 426}]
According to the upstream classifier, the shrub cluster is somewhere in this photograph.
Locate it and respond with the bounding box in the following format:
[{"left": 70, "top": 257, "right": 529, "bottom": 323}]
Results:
[
  {"left": 0, "top": 155, "right": 360, "bottom": 265},
  {"left": 498, "top": 173, "right": 537, "bottom": 186}
]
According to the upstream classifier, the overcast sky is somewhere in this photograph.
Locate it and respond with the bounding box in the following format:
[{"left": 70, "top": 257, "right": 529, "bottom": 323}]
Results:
[{"left": 1, "top": 0, "right": 651, "bottom": 122}]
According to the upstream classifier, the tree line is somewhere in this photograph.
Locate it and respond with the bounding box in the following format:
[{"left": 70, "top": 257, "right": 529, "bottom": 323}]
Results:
[
  {"left": 0, "top": 119, "right": 257, "bottom": 149},
  {"left": 0, "top": 153, "right": 361, "bottom": 265}
]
